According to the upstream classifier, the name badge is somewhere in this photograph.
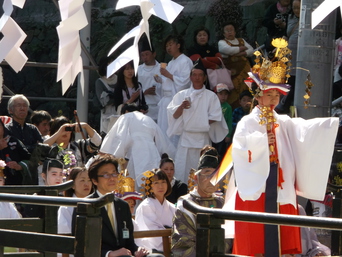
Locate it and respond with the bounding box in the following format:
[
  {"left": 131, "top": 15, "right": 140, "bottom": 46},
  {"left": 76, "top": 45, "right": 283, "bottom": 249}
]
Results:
[{"left": 122, "top": 221, "right": 129, "bottom": 239}]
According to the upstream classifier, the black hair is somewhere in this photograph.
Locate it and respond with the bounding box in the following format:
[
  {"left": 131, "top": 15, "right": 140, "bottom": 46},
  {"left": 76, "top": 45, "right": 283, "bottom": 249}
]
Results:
[
  {"left": 193, "top": 27, "right": 211, "bottom": 44},
  {"left": 221, "top": 22, "right": 238, "bottom": 39},
  {"left": 113, "top": 61, "right": 140, "bottom": 110},
  {"left": 50, "top": 116, "right": 75, "bottom": 142},
  {"left": 30, "top": 110, "right": 52, "bottom": 126},
  {"left": 144, "top": 169, "right": 172, "bottom": 198},
  {"left": 164, "top": 34, "right": 185, "bottom": 53},
  {"left": 159, "top": 153, "right": 174, "bottom": 169},
  {"left": 0, "top": 119, "right": 6, "bottom": 136},
  {"left": 42, "top": 159, "right": 64, "bottom": 174},
  {"left": 239, "top": 90, "right": 253, "bottom": 100},
  {"left": 98, "top": 56, "right": 111, "bottom": 77},
  {"left": 88, "top": 154, "right": 119, "bottom": 188},
  {"left": 120, "top": 103, "right": 139, "bottom": 115}
]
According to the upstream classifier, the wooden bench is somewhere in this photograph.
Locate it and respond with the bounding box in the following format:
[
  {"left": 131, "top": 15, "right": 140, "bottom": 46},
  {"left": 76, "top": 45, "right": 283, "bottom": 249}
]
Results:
[{"left": 133, "top": 229, "right": 172, "bottom": 257}]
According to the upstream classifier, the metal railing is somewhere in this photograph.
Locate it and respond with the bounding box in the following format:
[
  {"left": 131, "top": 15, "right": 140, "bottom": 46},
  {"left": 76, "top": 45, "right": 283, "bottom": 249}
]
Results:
[
  {"left": 0, "top": 183, "right": 113, "bottom": 257},
  {"left": 183, "top": 199, "right": 342, "bottom": 257}
]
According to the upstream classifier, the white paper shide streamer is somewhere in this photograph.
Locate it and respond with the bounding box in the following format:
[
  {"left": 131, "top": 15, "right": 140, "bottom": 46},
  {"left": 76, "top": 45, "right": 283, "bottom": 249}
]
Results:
[
  {"left": 56, "top": 0, "right": 88, "bottom": 94},
  {"left": 311, "top": 0, "right": 342, "bottom": 29},
  {"left": 107, "top": 0, "right": 184, "bottom": 78},
  {"left": 0, "top": 0, "right": 28, "bottom": 73}
]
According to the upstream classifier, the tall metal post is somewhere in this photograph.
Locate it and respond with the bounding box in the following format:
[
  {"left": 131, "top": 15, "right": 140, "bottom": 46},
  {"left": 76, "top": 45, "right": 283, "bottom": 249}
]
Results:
[
  {"left": 76, "top": 0, "right": 92, "bottom": 127},
  {"left": 294, "top": 0, "right": 336, "bottom": 119}
]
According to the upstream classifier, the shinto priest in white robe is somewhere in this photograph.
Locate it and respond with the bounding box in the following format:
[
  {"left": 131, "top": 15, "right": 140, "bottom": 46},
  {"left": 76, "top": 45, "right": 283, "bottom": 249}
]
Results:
[
  {"left": 101, "top": 111, "right": 175, "bottom": 183},
  {"left": 167, "top": 85, "right": 228, "bottom": 183}
]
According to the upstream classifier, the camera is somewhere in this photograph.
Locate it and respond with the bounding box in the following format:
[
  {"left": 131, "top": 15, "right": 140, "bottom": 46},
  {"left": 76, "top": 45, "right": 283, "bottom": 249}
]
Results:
[{"left": 65, "top": 127, "right": 75, "bottom": 132}]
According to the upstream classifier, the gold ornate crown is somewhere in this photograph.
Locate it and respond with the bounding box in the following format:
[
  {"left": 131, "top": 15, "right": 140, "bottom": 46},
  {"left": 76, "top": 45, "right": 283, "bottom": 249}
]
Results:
[
  {"left": 187, "top": 168, "right": 196, "bottom": 191},
  {"left": 252, "top": 38, "right": 292, "bottom": 84},
  {"left": 117, "top": 158, "right": 136, "bottom": 194},
  {"left": 140, "top": 170, "right": 156, "bottom": 196}
]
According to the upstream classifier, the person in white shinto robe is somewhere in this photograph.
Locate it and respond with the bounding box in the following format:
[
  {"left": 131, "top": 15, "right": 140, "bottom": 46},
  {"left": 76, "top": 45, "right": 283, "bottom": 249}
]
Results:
[
  {"left": 100, "top": 106, "right": 175, "bottom": 184},
  {"left": 135, "top": 169, "right": 176, "bottom": 252},
  {"left": 157, "top": 35, "right": 193, "bottom": 144},
  {"left": 138, "top": 43, "right": 161, "bottom": 123},
  {"left": 167, "top": 64, "right": 228, "bottom": 183}
]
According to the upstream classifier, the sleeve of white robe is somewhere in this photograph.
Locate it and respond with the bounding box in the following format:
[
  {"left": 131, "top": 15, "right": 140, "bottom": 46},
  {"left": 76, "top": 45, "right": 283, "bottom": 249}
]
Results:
[
  {"left": 0, "top": 202, "right": 22, "bottom": 219},
  {"left": 169, "top": 56, "right": 192, "bottom": 94},
  {"left": 288, "top": 117, "right": 339, "bottom": 200},
  {"left": 207, "top": 93, "right": 229, "bottom": 143},
  {"left": 100, "top": 114, "right": 131, "bottom": 157},
  {"left": 58, "top": 206, "right": 72, "bottom": 234},
  {"left": 154, "top": 123, "right": 176, "bottom": 159},
  {"left": 135, "top": 199, "right": 167, "bottom": 251},
  {"left": 232, "top": 115, "right": 271, "bottom": 201},
  {"left": 166, "top": 91, "right": 186, "bottom": 137}
]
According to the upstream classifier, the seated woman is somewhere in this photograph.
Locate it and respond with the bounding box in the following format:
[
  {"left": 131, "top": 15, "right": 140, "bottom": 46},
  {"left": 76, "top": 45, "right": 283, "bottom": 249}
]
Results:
[
  {"left": 113, "top": 61, "right": 148, "bottom": 114},
  {"left": 218, "top": 22, "right": 254, "bottom": 108},
  {"left": 135, "top": 169, "right": 176, "bottom": 253},
  {"left": 187, "top": 27, "right": 222, "bottom": 70},
  {"left": 58, "top": 167, "right": 92, "bottom": 234},
  {"left": 44, "top": 116, "right": 102, "bottom": 168},
  {"left": 159, "top": 153, "right": 187, "bottom": 204}
]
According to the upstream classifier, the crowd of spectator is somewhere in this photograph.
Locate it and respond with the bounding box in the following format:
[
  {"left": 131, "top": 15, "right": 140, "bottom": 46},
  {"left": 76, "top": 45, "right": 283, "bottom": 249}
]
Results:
[{"left": 0, "top": 1, "right": 341, "bottom": 255}]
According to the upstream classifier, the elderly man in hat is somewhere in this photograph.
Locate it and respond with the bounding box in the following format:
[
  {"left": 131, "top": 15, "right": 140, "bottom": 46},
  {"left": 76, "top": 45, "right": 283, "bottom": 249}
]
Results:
[
  {"left": 166, "top": 60, "right": 228, "bottom": 183},
  {"left": 171, "top": 148, "right": 225, "bottom": 257}
]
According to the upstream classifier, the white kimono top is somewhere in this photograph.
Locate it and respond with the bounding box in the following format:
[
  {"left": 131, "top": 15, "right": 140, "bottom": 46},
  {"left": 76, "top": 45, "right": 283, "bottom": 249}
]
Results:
[
  {"left": 138, "top": 62, "right": 162, "bottom": 121},
  {"left": 233, "top": 107, "right": 339, "bottom": 208},
  {"left": 135, "top": 197, "right": 176, "bottom": 252},
  {"left": 167, "top": 85, "right": 228, "bottom": 182},
  {"left": 101, "top": 111, "right": 176, "bottom": 181},
  {"left": 157, "top": 54, "right": 193, "bottom": 133},
  {"left": 0, "top": 202, "right": 21, "bottom": 218},
  {"left": 58, "top": 194, "right": 77, "bottom": 234}
]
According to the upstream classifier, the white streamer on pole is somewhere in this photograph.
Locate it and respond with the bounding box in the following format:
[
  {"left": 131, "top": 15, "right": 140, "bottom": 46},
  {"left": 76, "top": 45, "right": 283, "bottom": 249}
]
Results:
[
  {"left": 0, "top": 0, "right": 27, "bottom": 73},
  {"left": 311, "top": 0, "right": 342, "bottom": 29},
  {"left": 56, "top": 0, "right": 88, "bottom": 95},
  {"left": 107, "top": 0, "right": 184, "bottom": 77}
]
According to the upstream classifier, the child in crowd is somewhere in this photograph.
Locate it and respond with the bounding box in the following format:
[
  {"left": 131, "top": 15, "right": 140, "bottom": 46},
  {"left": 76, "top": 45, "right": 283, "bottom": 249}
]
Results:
[
  {"left": 41, "top": 159, "right": 64, "bottom": 186},
  {"left": 212, "top": 83, "right": 233, "bottom": 160},
  {"left": 232, "top": 90, "right": 253, "bottom": 134}
]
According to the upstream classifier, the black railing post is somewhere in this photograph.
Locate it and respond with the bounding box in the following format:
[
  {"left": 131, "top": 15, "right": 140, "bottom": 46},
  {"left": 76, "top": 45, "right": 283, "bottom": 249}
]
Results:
[
  {"left": 330, "top": 145, "right": 342, "bottom": 255},
  {"left": 74, "top": 202, "right": 102, "bottom": 257},
  {"left": 44, "top": 189, "right": 59, "bottom": 257},
  {"left": 332, "top": 190, "right": 342, "bottom": 255},
  {"left": 196, "top": 213, "right": 225, "bottom": 257}
]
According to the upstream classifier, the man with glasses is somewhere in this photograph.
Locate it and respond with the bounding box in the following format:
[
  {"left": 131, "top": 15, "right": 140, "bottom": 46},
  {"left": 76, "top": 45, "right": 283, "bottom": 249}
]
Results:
[
  {"left": 6, "top": 94, "right": 43, "bottom": 153},
  {"left": 171, "top": 148, "right": 225, "bottom": 257},
  {"left": 84, "top": 154, "right": 152, "bottom": 257}
]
